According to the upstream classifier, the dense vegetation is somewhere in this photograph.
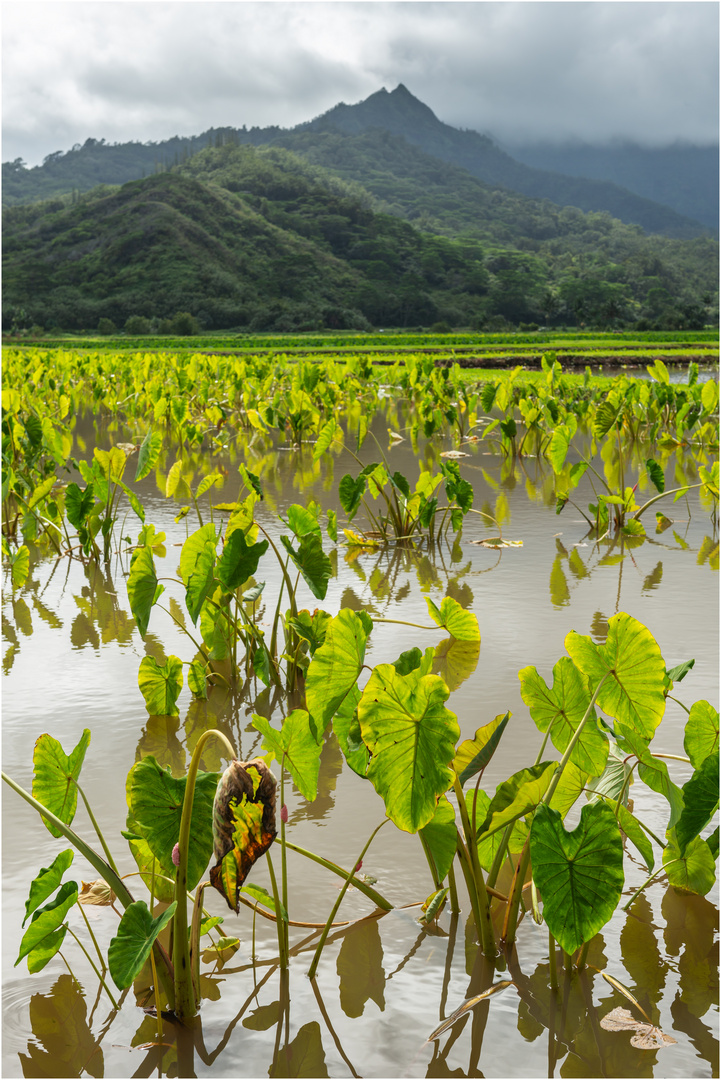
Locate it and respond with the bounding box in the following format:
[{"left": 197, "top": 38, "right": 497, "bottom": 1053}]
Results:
[
  {"left": 3, "top": 140, "right": 718, "bottom": 335},
  {"left": 4, "top": 85, "right": 715, "bottom": 240}
]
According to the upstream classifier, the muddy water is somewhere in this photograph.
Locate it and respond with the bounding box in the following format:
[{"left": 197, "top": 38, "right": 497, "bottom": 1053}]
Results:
[{"left": 2, "top": 412, "right": 718, "bottom": 1078}]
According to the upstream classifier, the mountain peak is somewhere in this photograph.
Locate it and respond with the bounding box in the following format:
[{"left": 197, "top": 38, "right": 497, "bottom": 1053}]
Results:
[{"left": 299, "top": 84, "right": 442, "bottom": 137}]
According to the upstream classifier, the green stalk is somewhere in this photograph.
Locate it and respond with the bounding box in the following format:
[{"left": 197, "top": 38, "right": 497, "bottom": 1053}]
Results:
[
  {"left": 277, "top": 838, "right": 392, "bottom": 910},
  {"left": 632, "top": 483, "right": 702, "bottom": 522},
  {"left": 308, "top": 819, "right": 388, "bottom": 980},
  {"left": 74, "top": 782, "right": 119, "bottom": 876},
  {"left": 76, "top": 897, "right": 108, "bottom": 974},
  {"left": 576, "top": 940, "right": 590, "bottom": 971},
  {"left": 66, "top": 926, "right": 118, "bottom": 1010},
  {"left": 172, "top": 727, "right": 236, "bottom": 1020},
  {"left": 486, "top": 822, "right": 513, "bottom": 890},
  {"left": 542, "top": 673, "right": 610, "bottom": 808},
  {"left": 265, "top": 851, "right": 288, "bottom": 969},
  {"left": 549, "top": 929, "right": 558, "bottom": 992},
  {"left": 280, "top": 758, "right": 289, "bottom": 952},
  {"left": 447, "top": 860, "right": 460, "bottom": 914},
  {"left": 622, "top": 860, "right": 682, "bottom": 911},
  {"left": 453, "top": 775, "right": 495, "bottom": 956}
]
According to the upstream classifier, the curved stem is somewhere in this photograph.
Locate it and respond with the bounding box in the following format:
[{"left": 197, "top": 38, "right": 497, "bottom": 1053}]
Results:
[
  {"left": 308, "top": 819, "right": 388, "bottom": 979},
  {"left": 74, "top": 782, "right": 119, "bottom": 876},
  {"left": 277, "top": 838, "right": 393, "bottom": 910},
  {"left": 172, "top": 727, "right": 236, "bottom": 1019}
]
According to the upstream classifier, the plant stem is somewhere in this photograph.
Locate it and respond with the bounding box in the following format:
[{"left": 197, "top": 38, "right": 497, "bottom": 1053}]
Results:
[
  {"left": 666, "top": 694, "right": 691, "bottom": 715},
  {"left": 66, "top": 926, "right": 119, "bottom": 1009},
  {"left": 265, "top": 851, "right": 289, "bottom": 969},
  {"left": 277, "top": 838, "right": 393, "bottom": 910},
  {"left": 76, "top": 897, "right": 107, "bottom": 974},
  {"left": 622, "top": 860, "right": 682, "bottom": 911},
  {"left": 74, "top": 782, "right": 120, "bottom": 876},
  {"left": 576, "top": 940, "right": 590, "bottom": 970},
  {"left": 549, "top": 930, "right": 558, "bottom": 992},
  {"left": 172, "top": 727, "right": 236, "bottom": 1020},
  {"left": 308, "top": 819, "right": 388, "bottom": 979},
  {"left": 453, "top": 775, "right": 496, "bottom": 956}
]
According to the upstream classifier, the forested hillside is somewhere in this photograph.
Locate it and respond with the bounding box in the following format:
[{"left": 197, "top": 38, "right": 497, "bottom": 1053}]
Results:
[
  {"left": 3, "top": 86, "right": 715, "bottom": 240},
  {"left": 4, "top": 143, "right": 717, "bottom": 333}
]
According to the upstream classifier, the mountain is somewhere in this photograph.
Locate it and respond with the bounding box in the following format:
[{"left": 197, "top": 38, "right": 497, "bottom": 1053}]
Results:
[
  {"left": 502, "top": 140, "right": 719, "bottom": 232},
  {"left": 2, "top": 86, "right": 714, "bottom": 240},
  {"left": 4, "top": 142, "right": 716, "bottom": 334},
  {"left": 297, "top": 85, "right": 711, "bottom": 238}
]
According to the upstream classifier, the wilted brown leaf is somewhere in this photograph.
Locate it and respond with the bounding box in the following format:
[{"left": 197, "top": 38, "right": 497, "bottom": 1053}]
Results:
[
  {"left": 600, "top": 1007, "right": 677, "bottom": 1050},
  {"left": 210, "top": 758, "right": 277, "bottom": 912}
]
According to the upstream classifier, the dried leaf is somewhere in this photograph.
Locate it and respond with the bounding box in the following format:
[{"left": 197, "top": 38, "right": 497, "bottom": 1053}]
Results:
[
  {"left": 210, "top": 758, "right": 277, "bottom": 912},
  {"left": 470, "top": 538, "right": 523, "bottom": 548},
  {"left": 426, "top": 981, "right": 514, "bottom": 1042},
  {"left": 79, "top": 880, "right": 116, "bottom": 906},
  {"left": 440, "top": 450, "right": 470, "bottom": 459},
  {"left": 600, "top": 1007, "right": 677, "bottom": 1050}
]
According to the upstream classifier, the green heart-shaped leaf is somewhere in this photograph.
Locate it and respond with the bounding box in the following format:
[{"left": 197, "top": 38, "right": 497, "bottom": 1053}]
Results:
[
  {"left": 216, "top": 529, "right": 268, "bottom": 593},
  {"left": 674, "top": 755, "right": 719, "bottom": 856},
  {"left": 425, "top": 596, "right": 480, "bottom": 642},
  {"left": 477, "top": 762, "right": 558, "bottom": 842},
  {"left": 252, "top": 710, "right": 322, "bottom": 802},
  {"left": 33, "top": 729, "right": 90, "bottom": 838},
  {"left": 519, "top": 658, "right": 608, "bottom": 777},
  {"left": 306, "top": 609, "right": 370, "bottom": 734},
  {"left": 530, "top": 801, "right": 624, "bottom": 954},
  {"left": 453, "top": 712, "right": 510, "bottom": 787},
  {"left": 565, "top": 613, "right": 666, "bottom": 739},
  {"left": 108, "top": 900, "right": 176, "bottom": 989},
  {"left": 179, "top": 523, "right": 218, "bottom": 623},
  {"left": 684, "top": 701, "right": 719, "bottom": 769},
  {"left": 280, "top": 531, "right": 332, "bottom": 601},
  {"left": 359, "top": 664, "right": 460, "bottom": 833},
  {"left": 127, "top": 545, "right": 161, "bottom": 638},
  {"left": 127, "top": 755, "right": 218, "bottom": 889},
  {"left": 138, "top": 655, "right": 183, "bottom": 716},
  {"left": 16, "top": 880, "right": 78, "bottom": 967}
]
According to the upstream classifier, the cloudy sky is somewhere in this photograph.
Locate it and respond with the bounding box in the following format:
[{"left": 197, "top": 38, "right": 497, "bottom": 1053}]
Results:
[{"left": 3, "top": 2, "right": 718, "bottom": 167}]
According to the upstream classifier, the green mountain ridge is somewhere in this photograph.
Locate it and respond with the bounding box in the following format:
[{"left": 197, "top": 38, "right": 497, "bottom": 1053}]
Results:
[
  {"left": 4, "top": 142, "right": 717, "bottom": 333},
  {"left": 3, "top": 85, "right": 716, "bottom": 240}
]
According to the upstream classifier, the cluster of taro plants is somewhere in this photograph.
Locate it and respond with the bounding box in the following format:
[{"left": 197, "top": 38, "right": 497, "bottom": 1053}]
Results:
[{"left": 3, "top": 606, "right": 717, "bottom": 1038}]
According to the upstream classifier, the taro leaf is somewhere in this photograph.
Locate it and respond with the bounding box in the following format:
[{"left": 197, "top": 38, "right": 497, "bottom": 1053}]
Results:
[
  {"left": 65, "top": 483, "right": 95, "bottom": 528},
  {"left": 16, "top": 881, "right": 78, "bottom": 968},
  {"left": 179, "top": 523, "right": 218, "bottom": 623},
  {"left": 338, "top": 474, "right": 366, "bottom": 520},
  {"left": 599, "top": 1007, "right": 677, "bottom": 1050},
  {"left": 530, "top": 801, "right": 624, "bottom": 955},
  {"left": 24, "top": 850, "right": 75, "bottom": 926},
  {"left": 327, "top": 509, "right": 338, "bottom": 544},
  {"left": 10, "top": 545, "right": 30, "bottom": 590},
  {"left": 603, "top": 799, "right": 655, "bottom": 872},
  {"left": 594, "top": 400, "right": 619, "bottom": 438},
  {"left": 243, "top": 1001, "right": 283, "bottom": 1031},
  {"left": 188, "top": 659, "right": 208, "bottom": 699},
  {"left": 280, "top": 531, "right": 332, "bottom": 601},
  {"left": 586, "top": 739, "right": 633, "bottom": 805},
  {"left": 358, "top": 664, "right": 460, "bottom": 833},
  {"left": 26, "top": 927, "right": 70, "bottom": 974},
  {"left": 419, "top": 795, "right": 458, "bottom": 883},
  {"left": 138, "top": 655, "right": 183, "bottom": 716},
  {"left": 453, "top": 712, "right": 510, "bottom": 787},
  {"left": 216, "top": 529, "right": 268, "bottom": 593},
  {"left": 674, "top": 755, "right": 719, "bottom": 856},
  {"left": 684, "top": 700, "right": 719, "bottom": 769},
  {"left": 94, "top": 446, "right": 126, "bottom": 483},
  {"left": 287, "top": 609, "right": 332, "bottom": 656},
  {"left": 33, "top": 729, "right": 91, "bottom": 838},
  {"left": 108, "top": 901, "right": 176, "bottom": 990},
  {"left": 393, "top": 646, "right": 425, "bottom": 677},
  {"left": 124, "top": 830, "right": 175, "bottom": 904},
  {"left": 270, "top": 1021, "right": 329, "bottom": 1079},
  {"left": 646, "top": 459, "right": 665, "bottom": 494},
  {"left": 306, "top": 609, "right": 371, "bottom": 733},
  {"left": 547, "top": 425, "right": 573, "bottom": 474},
  {"left": 565, "top": 612, "right": 666, "bottom": 739},
  {"left": 424, "top": 596, "right": 480, "bottom": 642},
  {"left": 210, "top": 758, "right": 277, "bottom": 912},
  {"left": 252, "top": 710, "right": 322, "bottom": 802},
  {"left": 432, "top": 638, "right": 481, "bottom": 691},
  {"left": 615, "top": 723, "right": 684, "bottom": 829},
  {"left": 118, "top": 480, "right": 145, "bottom": 524},
  {"left": 240, "top": 883, "right": 287, "bottom": 921},
  {"left": 476, "top": 761, "right": 558, "bottom": 842},
  {"left": 286, "top": 504, "right": 321, "bottom": 538},
  {"left": 332, "top": 684, "right": 368, "bottom": 777},
  {"left": 666, "top": 658, "right": 695, "bottom": 685},
  {"left": 127, "top": 545, "right": 162, "bottom": 637},
  {"left": 337, "top": 919, "right": 385, "bottom": 1018},
  {"left": 128, "top": 755, "right": 218, "bottom": 889},
  {"left": 134, "top": 429, "right": 163, "bottom": 482},
  {"left": 519, "top": 658, "right": 608, "bottom": 777},
  {"left": 663, "top": 834, "right": 716, "bottom": 896},
  {"left": 548, "top": 761, "right": 590, "bottom": 819},
  {"left": 474, "top": 789, "right": 529, "bottom": 871},
  {"left": 313, "top": 418, "right": 339, "bottom": 462}
]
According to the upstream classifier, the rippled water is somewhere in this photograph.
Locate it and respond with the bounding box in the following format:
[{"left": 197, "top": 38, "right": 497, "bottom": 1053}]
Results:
[{"left": 2, "top": 408, "right": 718, "bottom": 1078}]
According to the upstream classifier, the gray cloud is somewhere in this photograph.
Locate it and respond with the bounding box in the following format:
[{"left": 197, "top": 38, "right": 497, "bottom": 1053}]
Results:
[{"left": 3, "top": 2, "right": 718, "bottom": 166}]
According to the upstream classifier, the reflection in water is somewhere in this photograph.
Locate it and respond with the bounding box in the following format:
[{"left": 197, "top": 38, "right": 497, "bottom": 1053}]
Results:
[
  {"left": 337, "top": 918, "right": 385, "bottom": 1018},
  {"left": 20, "top": 975, "right": 104, "bottom": 1078}
]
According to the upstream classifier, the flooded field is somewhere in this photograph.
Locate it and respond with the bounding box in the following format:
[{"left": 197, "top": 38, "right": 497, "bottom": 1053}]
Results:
[{"left": 2, "top": 355, "right": 718, "bottom": 1078}]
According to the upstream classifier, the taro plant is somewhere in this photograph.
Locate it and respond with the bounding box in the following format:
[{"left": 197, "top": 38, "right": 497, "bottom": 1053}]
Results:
[{"left": 126, "top": 467, "right": 335, "bottom": 701}]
